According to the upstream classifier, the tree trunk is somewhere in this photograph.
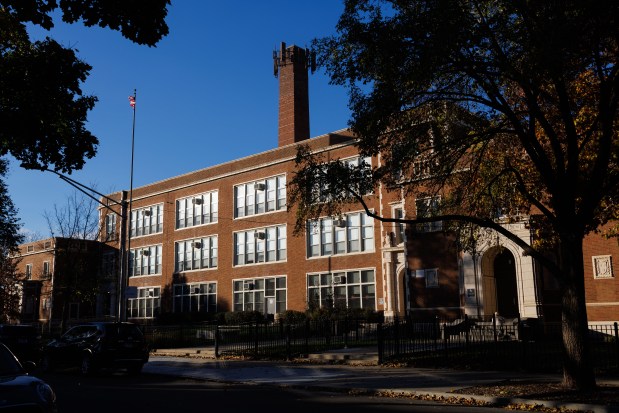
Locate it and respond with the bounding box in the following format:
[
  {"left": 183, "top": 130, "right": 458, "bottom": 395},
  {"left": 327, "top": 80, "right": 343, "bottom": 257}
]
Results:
[{"left": 559, "top": 234, "right": 596, "bottom": 390}]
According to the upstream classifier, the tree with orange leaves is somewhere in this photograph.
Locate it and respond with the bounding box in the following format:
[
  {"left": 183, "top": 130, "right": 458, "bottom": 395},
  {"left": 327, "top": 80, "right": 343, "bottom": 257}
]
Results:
[{"left": 290, "top": 0, "right": 618, "bottom": 391}]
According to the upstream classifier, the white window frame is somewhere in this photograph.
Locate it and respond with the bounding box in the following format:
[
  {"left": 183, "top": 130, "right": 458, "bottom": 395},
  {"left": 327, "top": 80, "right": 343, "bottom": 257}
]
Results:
[
  {"left": 307, "top": 269, "right": 376, "bottom": 310},
  {"left": 234, "top": 225, "right": 287, "bottom": 266},
  {"left": 234, "top": 175, "right": 286, "bottom": 218},
  {"left": 176, "top": 191, "right": 218, "bottom": 229},
  {"left": 105, "top": 213, "right": 117, "bottom": 240},
  {"left": 25, "top": 264, "right": 33, "bottom": 280},
  {"left": 129, "top": 244, "right": 163, "bottom": 277},
  {"left": 175, "top": 236, "right": 218, "bottom": 272},
  {"left": 414, "top": 268, "right": 440, "bottom": 288},
  {"left": 232, "top": 276, "right": 287, "bottom": 313},
  {"left": 43, "top": 261, "right": 50, "bottom": 277},
  {"left": 392, "top": 205, "right": 406, "bottom": 245},
  {"left": 127, "top": 286, "right": 161, "bottom": 319},
  {"left": 173, "top": 282, "right": 217, "bottom": 313},
  {"left": 307, "top": 211, "right": 374, "bottom": 258},
  {"left": 131, "top": 204, "right": 164, "bottom": 237}
]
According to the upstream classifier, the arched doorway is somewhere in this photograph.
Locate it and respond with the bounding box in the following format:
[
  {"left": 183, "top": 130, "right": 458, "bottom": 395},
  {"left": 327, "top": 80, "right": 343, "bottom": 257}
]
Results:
[{"left": 494, "top": 249, "right": 519, "bottom": 317}]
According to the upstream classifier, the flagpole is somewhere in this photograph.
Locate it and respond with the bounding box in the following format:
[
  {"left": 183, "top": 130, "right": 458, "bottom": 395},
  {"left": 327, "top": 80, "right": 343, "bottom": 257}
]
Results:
[{"left": 120, "top": 90, "right": 137, "bottom": 322}]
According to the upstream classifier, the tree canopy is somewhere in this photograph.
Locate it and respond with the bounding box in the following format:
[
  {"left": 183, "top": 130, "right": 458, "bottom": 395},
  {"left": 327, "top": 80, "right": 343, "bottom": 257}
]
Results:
[
  {"left": 0, "top": 0, "right": 170, "bottom": 173},
  {"left": 289, "top": 0, "right": 618, "bottom": 391}
]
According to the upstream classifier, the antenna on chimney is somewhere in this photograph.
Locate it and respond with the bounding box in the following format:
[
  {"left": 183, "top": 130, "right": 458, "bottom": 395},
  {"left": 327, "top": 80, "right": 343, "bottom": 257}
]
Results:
[{"left": 274, "top": 42, "right": 317, "bottom": 77}]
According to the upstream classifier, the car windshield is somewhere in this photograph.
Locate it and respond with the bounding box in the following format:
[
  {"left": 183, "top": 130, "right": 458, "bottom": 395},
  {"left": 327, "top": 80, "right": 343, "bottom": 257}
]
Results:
[{"left": 0, "top": 345, "right": 23, "bottom": 376}]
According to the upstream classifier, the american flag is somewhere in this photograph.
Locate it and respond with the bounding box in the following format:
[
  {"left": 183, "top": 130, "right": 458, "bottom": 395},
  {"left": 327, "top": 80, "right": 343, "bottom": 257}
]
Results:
[{"left": 128, "top": 95, "right": 136, "bottom": 108}]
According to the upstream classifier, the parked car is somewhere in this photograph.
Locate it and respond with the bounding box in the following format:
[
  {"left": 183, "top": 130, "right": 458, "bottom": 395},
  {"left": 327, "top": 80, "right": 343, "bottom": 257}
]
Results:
[
  {"left": 0, "top": 342, "right": 57, "bottom": 412},
  {"left": 41, "top": 321, "right": 149, "bottom": 376},
  {"left": 0, "top": 324, "right": 42, "bottom": 364}
]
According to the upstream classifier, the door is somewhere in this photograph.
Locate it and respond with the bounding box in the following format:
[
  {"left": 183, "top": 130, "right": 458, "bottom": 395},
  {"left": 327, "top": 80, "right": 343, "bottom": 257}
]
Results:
[{"left": 494, "top": 249, "right": 519, "bottom": 317}]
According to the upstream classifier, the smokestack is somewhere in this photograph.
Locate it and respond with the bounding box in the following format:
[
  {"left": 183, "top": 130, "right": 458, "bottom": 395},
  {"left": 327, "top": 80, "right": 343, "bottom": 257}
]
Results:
[{"left": 273, "top": 42, "right": 314, "bottom": 147}]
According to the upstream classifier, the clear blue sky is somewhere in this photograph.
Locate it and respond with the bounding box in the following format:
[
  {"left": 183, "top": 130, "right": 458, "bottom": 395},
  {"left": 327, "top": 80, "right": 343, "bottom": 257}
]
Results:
[{"left": 6, "top": 1, "right": 352, "bottom": 239}]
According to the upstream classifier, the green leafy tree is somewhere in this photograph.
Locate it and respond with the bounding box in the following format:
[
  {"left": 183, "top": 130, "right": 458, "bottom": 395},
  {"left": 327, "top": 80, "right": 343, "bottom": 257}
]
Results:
[
  {"left": 289, "top": 0, "right": 618, "bottom": 391},
  {"left": 0, "top": 0, "right": 170, "bottom": 173}
]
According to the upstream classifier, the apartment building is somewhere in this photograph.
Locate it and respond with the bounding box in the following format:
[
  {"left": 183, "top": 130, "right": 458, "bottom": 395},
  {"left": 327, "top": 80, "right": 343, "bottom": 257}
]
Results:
[
  {"left": 15, "top": 237, "right": 115, "bottom": 324},
  {"left": 89, "top": 43, "right": 616, "bottom": 325}
]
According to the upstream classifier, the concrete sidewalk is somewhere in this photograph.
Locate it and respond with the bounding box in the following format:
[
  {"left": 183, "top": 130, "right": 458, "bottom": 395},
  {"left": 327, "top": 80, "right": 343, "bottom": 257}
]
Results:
[{"left": 144, "top": 347, "right": 619, "bottom": 413}]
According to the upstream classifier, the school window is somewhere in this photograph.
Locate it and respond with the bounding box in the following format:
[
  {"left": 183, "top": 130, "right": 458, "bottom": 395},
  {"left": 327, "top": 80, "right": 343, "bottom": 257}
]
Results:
[
  {"left": 307, "top": 269, "right": 376, "bottom": 310},
  {"left": 173, "top": 282, "right": 217, "bottom": 313},
  {"left": 43, "top": 261, "right": 50, "bottom": 277},
  {"left": 413, "top": 268, "right": 440, "bottom": 288},
  {"left": 105, "top": 213, "right": 117, "bottom": 240},
  {"left": 234, "top": 175, "right": 286, "bottom": 218},
  {"left": 127, "top": 287, "right": 160, "bottom": 319},
  {"left": 25, "top": 264, "right": 32, "bottom": 280},
  {"left": 175, "top": 236, "right": 218, "bottom": 272},
  {"left": 129, "top": 245, "right": 162, "bottom": 277},
  {"left": 307, "top": 212, "right": 374, "bottom": 258},
  {"left": 234, "top": 225, "right": 286, "bottom": 266},
  {"left": 233, "top": 276, "right": 286, "bottom": 313},
  {"left": 415, "top": 196, "right": 443, "bottom": 232},
  {"left": 313, "top": 156, "right": 372, "bottom": 203},
  {"left": 393, "top": 206, "right": 406, "bottom": 244},
  {"left": 176, "top": 191, "right": 218, "bottom": 229},
  {"left": 131, "top": 204, "right": 164, "bottom": 237}
]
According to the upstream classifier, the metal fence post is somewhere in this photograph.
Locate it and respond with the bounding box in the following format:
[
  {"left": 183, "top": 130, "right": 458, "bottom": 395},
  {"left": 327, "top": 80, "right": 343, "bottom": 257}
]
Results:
[
  {"left": 614, "top": 322, "right": 619, "bottom": 368},
  {"left": 286, "top": 323, "right": 291, "bottom": 361},
  {"left": 464, "top": 314, "right": 470, "bottom": 350},
  {"left": 377, "top": 320, "right": 384, "bottom": 364},
  {"left": 214, "top": 325, "right": 220, "bottom": 359},
  {"left": 304, "top": 319, "right": 310, "bottom": 354},
  {"left": 343, "top": 317, "right": 349, "bottom": 349},
  {"left": 254, "top": 322, "right": 259, "bottom": 356}
]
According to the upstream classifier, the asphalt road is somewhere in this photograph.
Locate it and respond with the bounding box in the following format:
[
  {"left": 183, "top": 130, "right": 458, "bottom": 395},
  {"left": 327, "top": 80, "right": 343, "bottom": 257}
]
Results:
[{"left": 35, "top": 369, "right": 512, "bottom": 413}]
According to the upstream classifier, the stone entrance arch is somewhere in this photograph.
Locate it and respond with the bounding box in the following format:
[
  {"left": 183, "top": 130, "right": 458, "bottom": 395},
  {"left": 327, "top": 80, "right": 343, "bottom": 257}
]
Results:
[
  {"left": 494, "top": 249, "right": 519, "bottom": 317},
  {"left": 480, "top": 247, "right": 519, "bottom": 318}
]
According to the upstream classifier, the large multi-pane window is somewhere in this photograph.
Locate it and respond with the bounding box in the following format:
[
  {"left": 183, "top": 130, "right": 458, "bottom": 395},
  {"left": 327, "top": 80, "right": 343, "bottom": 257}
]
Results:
[
  {"left": 127, "top": 287, "right": 160, "bottom": 318},
  {"left": 173, "top": 282, "right": 217, "bottom": 313},
  {"left": 129, "top": 244, "right": 162, "bottom": 277},
  {"left": 234, "top": 175, "right": 286, "bottom": 218},
  {"left": 234, "top": 225, "right": 286, "bottom": 266},
  {"left": 176, "top": 191, "right": 218, "bottom": 229},
  {"left": 393, "top": 206, "right": 406, "bottom": 245},
  {"left": 175, "top": 236, "right": 218, "bottom": 272},
  {"left": 315, "top": 156, "right": 372, "bottom": 202},
  {"left": 233, "top": 276, "right": 286, "bottom": 313},
  {"left": 130, "top": 204, "right": 163, "bottom": 237},
  {"left": 104, "top": 213, "right": 117, "bottom": 241},
  {"left": 307, "top": 269, "right": 376, "bottom": 310},
  {"left": 307, "top": 212, "right": 374, "bottom": 258},
  {"left": 415, "top": 196, "right": 442, "bottom": 232}
]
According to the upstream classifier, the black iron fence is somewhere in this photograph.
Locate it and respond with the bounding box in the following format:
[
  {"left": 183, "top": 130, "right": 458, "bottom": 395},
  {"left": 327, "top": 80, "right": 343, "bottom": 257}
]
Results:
[
  {"left": 32, "top": 315, "right": 619, "bottom": 373},
  {"left": 142, "top": 318, "right": 379, "bottom": 360},
  {"left": 379, "top": 315, "right": 619, "bottom": 373}
]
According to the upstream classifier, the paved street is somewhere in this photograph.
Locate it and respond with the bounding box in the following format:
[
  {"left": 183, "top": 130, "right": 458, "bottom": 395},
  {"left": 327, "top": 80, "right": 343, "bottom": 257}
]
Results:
[{"left": 37, "top": 370, "right": 512, "bottom": 413}]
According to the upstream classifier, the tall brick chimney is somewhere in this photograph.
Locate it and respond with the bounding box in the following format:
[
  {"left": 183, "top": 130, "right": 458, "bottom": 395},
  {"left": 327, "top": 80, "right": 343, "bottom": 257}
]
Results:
[{"left": 274, "top": 42, "right": 315, "bottom": 147}]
